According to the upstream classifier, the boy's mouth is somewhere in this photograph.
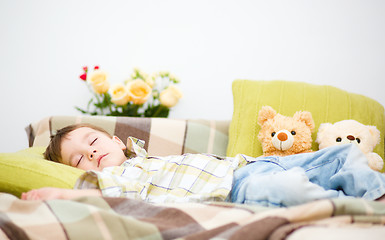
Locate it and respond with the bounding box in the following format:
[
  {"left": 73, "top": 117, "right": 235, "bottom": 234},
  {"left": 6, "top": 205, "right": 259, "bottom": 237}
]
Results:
[{"left": 97, "top": 154, "right": 109, "bottom": 167}]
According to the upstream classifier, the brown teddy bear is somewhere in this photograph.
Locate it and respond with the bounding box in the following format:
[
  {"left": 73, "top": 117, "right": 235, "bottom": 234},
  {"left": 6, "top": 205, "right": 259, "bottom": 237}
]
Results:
[
  {"left": 316, "top": 119, "right": 384, "bottom": 172},
  {"left": 258, "top": 106, "right": 315, "bottom": 157}
]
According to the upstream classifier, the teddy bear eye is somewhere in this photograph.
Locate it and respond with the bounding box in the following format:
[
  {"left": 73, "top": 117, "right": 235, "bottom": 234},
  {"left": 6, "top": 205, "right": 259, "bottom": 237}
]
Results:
[
  {"left": 271, "top": 132, "right": 276, "bottom": 137},
  {"left": 291, "top": 131, "right": 296, "bottom": 135},
  {"left": 356, "top": 138, "right": 361, "bottom": 144},
  {"left": 336, "top": 137, "right": 342, "bottom": 142}
]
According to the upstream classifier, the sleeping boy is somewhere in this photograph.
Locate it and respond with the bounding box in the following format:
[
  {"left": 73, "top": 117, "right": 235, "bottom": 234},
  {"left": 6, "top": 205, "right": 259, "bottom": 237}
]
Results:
[{"left": 21, "top": 123, "right": 385, "bottom": 207}]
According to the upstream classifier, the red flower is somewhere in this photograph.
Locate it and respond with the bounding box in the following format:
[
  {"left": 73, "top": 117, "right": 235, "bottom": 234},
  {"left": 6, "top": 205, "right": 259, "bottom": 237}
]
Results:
[
  {"left": 94, "top": 66, "right": 99, "bottom": 70},
  {"left": 79, "top": 73, "right": 87, "bottom": 81},
  {"left": 83, "top": 66, "right": 88, "bottom": 72}
]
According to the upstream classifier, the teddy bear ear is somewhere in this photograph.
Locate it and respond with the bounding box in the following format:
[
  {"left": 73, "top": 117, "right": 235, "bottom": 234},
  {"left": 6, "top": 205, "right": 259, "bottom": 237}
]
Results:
[
  {"left": 258, "top": 106, "right": 277, "bottom": 126},
  {"left": 315, "top": 123, "right": 332, "bottom": 144},
  {"left": 367, "top": 125, "right": 381, "bottom": 146},
  {"left": 293, "top": 111, "right": 315, "bottom": 131}
]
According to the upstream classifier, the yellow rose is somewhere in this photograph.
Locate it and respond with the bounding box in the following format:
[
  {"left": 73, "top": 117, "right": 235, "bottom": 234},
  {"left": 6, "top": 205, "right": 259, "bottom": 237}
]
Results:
[
  {"left": 87, "top": 70, "right": 110, "bottom": 94},
  {"left": 110, "top": 83, "right": 130, "bottom": 106},
  {"left": 159, "top": 85, "right": 183, "bottom": 108},
  {"left": 126, "top": 79, "right": 152, "bottom": 105}
]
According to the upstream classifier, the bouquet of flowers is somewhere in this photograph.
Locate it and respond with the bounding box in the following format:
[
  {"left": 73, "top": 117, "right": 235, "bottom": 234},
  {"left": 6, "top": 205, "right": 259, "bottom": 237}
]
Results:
[{"left": 76, "top": 66, "right": 183, "bottom": 118}]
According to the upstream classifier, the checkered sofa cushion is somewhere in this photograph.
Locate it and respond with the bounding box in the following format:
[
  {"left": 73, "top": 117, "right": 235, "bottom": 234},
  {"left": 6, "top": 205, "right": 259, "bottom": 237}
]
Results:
[{"left": 26, "top": 116, "right": 230, "bottom": 157}]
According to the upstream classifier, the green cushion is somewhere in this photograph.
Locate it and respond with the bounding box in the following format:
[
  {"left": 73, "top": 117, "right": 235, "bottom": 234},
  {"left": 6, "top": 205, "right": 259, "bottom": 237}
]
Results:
[
  {"left": 0, "top": 147, "right": 84, "bottom": 197},
  {"left": 227, "top": 80, "right": 385, "bottom": 169}
]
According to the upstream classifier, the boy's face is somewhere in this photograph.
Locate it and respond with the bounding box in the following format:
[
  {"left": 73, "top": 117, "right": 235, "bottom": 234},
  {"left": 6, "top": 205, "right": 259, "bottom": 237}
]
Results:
[{"left": 60, "top": 127, "right": 127, "bottom": 171}]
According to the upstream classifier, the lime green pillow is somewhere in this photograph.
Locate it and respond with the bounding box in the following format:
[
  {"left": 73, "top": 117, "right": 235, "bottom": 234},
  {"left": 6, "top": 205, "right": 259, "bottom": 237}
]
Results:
[
  {"left": 0, "top": 147, "right": 84, "bottom": 197},
  {"left": 227, "top": 80, "right": 385, "bottom": 166}
]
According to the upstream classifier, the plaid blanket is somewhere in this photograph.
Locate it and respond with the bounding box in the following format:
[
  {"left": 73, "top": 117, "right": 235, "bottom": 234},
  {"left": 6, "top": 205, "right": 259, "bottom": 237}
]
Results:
[{"left": 1, "top": 193, "right": 384, "bottom": 240}]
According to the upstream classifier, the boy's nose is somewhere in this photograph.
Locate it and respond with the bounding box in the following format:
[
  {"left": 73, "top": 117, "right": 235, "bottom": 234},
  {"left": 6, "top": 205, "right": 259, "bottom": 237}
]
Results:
[{"left": 89, "top": 150, "right": 97, "bottom": 160}]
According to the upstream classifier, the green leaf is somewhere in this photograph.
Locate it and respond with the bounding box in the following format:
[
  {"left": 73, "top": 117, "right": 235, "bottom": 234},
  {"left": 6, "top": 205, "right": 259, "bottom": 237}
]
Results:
[
  {"left": 75, "top": 106, "right": 88, "bottom": 114},
  {"left": 145, "top": 104, "right": 169, "bottom": 118}
]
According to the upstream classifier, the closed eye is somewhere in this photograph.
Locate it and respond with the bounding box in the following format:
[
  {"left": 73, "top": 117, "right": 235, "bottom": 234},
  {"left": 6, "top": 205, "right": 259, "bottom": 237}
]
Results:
[
  {"left": 76, "top": 155, "right": 83, "bottom": 167},
  {"left": 90, "top": 138, "right": 98, "bottom": 145}
]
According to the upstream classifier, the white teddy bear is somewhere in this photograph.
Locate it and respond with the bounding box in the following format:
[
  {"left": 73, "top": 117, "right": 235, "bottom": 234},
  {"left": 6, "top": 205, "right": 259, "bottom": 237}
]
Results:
[{"left": 316, "top": 120, "right": 384, "bottom": 172}]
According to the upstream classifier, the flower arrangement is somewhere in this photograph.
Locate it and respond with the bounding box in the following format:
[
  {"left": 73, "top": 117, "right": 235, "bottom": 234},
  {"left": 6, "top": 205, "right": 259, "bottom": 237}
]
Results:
[{"left": 76, "top": 66, "right": 183, "bottom": 118}]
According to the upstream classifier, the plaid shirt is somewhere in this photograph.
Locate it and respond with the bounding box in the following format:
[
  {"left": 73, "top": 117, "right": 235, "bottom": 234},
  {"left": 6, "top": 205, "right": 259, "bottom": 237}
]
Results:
[{"left": 75, "top": 137, "right": 248, "bottom": 203}]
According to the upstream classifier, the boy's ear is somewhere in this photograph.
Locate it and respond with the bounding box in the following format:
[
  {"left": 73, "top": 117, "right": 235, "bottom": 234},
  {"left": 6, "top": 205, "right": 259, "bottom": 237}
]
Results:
[{"left": 112, "top": 136, "right": 127, "bottom": 150}]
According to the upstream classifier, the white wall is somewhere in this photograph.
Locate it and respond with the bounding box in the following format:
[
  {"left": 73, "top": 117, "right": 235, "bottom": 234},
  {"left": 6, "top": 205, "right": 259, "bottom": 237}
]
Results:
[{"left": 1, "top": 0, "right": 384, "bottom": 152}]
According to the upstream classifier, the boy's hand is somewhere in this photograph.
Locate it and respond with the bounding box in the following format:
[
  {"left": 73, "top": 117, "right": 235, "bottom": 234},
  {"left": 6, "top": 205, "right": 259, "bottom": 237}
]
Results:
[
  {"left": 21, "top": 187, "right": 101, "bottom": 200},
  {"left": 21, "top": 187, "right": 68, "bottom": 200}
]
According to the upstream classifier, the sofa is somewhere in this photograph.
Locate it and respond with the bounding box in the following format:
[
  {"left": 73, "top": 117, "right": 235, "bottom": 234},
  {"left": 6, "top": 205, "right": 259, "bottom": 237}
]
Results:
[{"left": 0, "top": 80, "right": 384, "bottom": 239}]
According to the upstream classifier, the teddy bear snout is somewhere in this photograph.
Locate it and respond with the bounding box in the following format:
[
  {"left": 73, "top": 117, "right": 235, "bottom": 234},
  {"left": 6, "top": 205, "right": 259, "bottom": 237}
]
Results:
[
  {"left": 272, "top": 129, "right": 294, "bottom": 151},
  {"left": 277, "top": 132, "right": 288, "bottom": 141}
]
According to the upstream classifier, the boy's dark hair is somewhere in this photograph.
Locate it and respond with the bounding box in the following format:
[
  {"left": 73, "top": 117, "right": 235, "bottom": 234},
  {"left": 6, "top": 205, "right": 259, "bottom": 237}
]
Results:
[{"left": 44, "top": 123, "right": 112, "bottom": 163}]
